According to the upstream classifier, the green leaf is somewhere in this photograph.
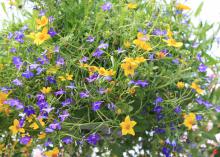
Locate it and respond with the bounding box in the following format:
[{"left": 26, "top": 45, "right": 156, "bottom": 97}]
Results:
[
  {"left": 1, "top": 2, "right": 7, "bottom": 16},
  {"left": 194, "top": 2, "right": 204, "bottom": 17}
]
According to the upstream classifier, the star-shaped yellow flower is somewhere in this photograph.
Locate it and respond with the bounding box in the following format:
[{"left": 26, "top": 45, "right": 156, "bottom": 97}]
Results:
[
  {"left": 120, "top": 115, "right": 137, "bottom": 136},
  {"left": 41, "top": 87, "right": 52, "bottom": 94},
  {"left": 9, "top": 119, "right": 25, "bottom": 135}
]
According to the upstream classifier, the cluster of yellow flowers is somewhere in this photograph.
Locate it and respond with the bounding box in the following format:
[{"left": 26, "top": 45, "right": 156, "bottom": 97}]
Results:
[
  {"left": 191, "top": 81, "right": 204, "bottom": 95},
  {"left": 81, "top": 64, "right": 116, "bottom": 76},
  {"left": 58, "top": 73, "right": 73, "bottom": 81},
  {"left": 163, "top": 28, "right": 183, "bottom": 48},
  {"left": 121, "top": 57, "right": 145, "bottom": 76},
  {"left": 28, "top": 16, "right": 50, "bottom": 45},
  {"left": 0, "top": 92, "right": 10, "bottom": 115},
  {"left": 133, "top": 32, "right": 152, "bottom": 51},
  {"left": 183, "top": 113, "right": 196, "bottom": 130}
]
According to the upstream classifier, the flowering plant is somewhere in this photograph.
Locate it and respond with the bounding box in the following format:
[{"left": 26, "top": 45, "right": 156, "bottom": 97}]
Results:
[{"left": 0, "top": 0, "right": 220, "bottom": 156}]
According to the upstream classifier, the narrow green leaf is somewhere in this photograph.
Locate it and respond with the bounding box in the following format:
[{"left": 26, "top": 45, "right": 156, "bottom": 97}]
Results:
[
  {"left": 1, "top": 2, "right": 7, "bottom": 16},
  {"left": 194, "top": 2, "right": 204, "bottom": 17}
]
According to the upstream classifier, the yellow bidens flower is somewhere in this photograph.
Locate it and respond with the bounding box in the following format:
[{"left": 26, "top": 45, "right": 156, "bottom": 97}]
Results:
[
  {"left": 176, "top": 4, "right": 191, "bottom": 11},
  {"left": 36, "top": 16, "right": 48, "bottom": 29},
  {"left": 58, "top": 73, "right": 73, "bottom": 81},
  {"left": 121, "top": 57, "right": 145, "bottom": 76},
  {"left": 34, "top": 27, "right": 50, "bottom": 45},
  {"left": 38, "top": 132, "right": 46, "bottom": 139},
  {"left": 127, "top": 3, "right": 138, "bottom": 9},
  {"left": 66, "top": 73, "right": 73, "bottom": 80},
  {"left": 0, "top": 92, "right": 10, "bottom": 115},
  {"left": 120, "top": 115, "right": 137, "bottom": 136},
  {"left": 191, "top": 82, "right": 204, "bottom": 95},
  {"left": 0, "top": 64, "right": 3, "bottom": 70},
  {"left": 30, "top": 118, "right": 45, "bottom": 130},
  {"left": 163, "top": 28, "right": 183, "bottom": 48},
  {"left": 9, "top": 119, "right": 25, "bottom": 135},
  {"left": 44, "top": 147, "right": 59, "bottom": 157},
  {"left": 46, "top": 66, "right": 60, "bottom": 74},
  {"left": 133, "top": 32, "right": 152, "bottom": 51},
  {"left": 177, "top": 81, "right": 185, "bottom": 89},
  {"left": 82, "top": 64, "right": 116, "bottom": 77},
  {"left": 41, "top": 87, "right": 52, "bottom": 94},
  {"left": 163, "top": 38, "right": 183, "bottom": 48},
  {"left": 183, "top": 113, "right": 196, "bottom": 130},
  {"left": 124, "top": 41, "right": 131, "bottom": 48}
]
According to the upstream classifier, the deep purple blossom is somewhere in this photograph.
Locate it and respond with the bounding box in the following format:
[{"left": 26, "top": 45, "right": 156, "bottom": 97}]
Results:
[
  {"left": 12, "top": 78, "right": 23, "bottom": 86},
  {"left": 62, "top": 136, "right": 73, "bottom": 144},
  {"left": 172, "top": 59, "right": 180, "bottom": 64},
  {"left": 42, "top": 106, "right": 54, "bottom": 113},
  {"left": 48, "top": 28, "right": 57, "bottom": 37},
  {"left": 86, "top": 36, "right": 95, "bottom": 43},
  {"left": 174, "top": 106, "right": 181, "bottom": 114},
  {"left": 37, "top": 55, "right": 49, "bottom": 65},
  {"left": 45, "top": 127, "right": 54, "bottom": 133},
  {"left": 14, "top": 31, "right": 24, "bottom": 43},
  {"left": 80, "top": 56, "right": 89, "bottom": 63},
  {"left": 12, "top": 56, "right": 23, "bottom": 69},
  {"left": 56, "top": 57, "right": 65, "bottom": 66},
  {"left": 92, "top": 49, "right": 104, "bottom": 58},
  {"left": 21, "top": 25, "right": 28, "bottom": 31},
  {"left": 149, "top": 53, "right": 155, "bottom": 60},
  {"left": 198, "top": 64, "right": 207, "bottom": 72},
  {"left": 36, "top": 93, "right": 45, "bottom": 101},
  {"left": 129, "top": 80, "right": 149, "bottom": 87},
  {"left": 154, "top": 128, "right": 166, "bottom": 134},
  {"left": 59, "top": 110, "right": 69, "bottom": 121},
  {"left": 66, "top": 82, "right": 76, "bottom": 89},
  {"left": 215, "top": 106, "right": 220, "bottom": 112},
  {"left": 8, "top": 32, "right": 13, "bottom": 39},
  {"left": 101, "top": 2, "right": 112, "bottom": 11},
  {"left": 20, "top": 136, "right": 31, "bottom": 145},
  {"left": 86, "top": 73, "right": 99, "bottom": 83},
  {"left": 196, "top": 97, "right": 204, "bottom": 105},
  {"left": 92, "top": 101, "right": 103, "bottom": 111},
  {"left": 117, "top": 47, "right": 124, "bottom": 54},
  {"left": 86, "top": 133, "right": 100, "bottom": 145},
  {"left": 39, "top": 10, "right": 46, "bottom": 16},
  {"left": 19, "top": 117, "right": 25, "bottom": 128},
  {"left": 54, "top": 89, "right": 66, "bottom": 96},
  {"left": 49, "top": 121, "right": 61, "bottom": 130},
  {"left": 24, "top": 106, "right": 35, "bottom": 116},
  {"left": 61, "top": 98, "right": 73, "bottom": 106},
  {"left": 22, "top": 70, "right": 34, "bottom": 79},
  {"left": 98, "top": 42, "right": 109, "bottom": 49},
  {"left": 44, "top": 139, "right": 53, "bottom": 147},
  {"left": 54, "top": 46, "right": 60, "bottom": 53},
  {"left": 47, "top": 76, "right": 56, "bottom": 84},
  {"left": 4, "top": 99, "right": 24, "bottom": 109},
  {"left": 37, "top": 100, "right": 48, "bottom": 111},
  {"left": 162, "top": 147, "right": 171, "bottom": 157},
  {"left": 10, "top": 47, "right": 16, "bottom": 53},
  {"left": 152, "top": 29, "right": 167, "bottom": 36},
  {"left": 79, "top": 91, "right": 90, "bottom": 98},
  {"left": 203, "top": 101, "right": 212, "bottom": 108},
  {"left": 196, "top": 115, "right": 203, "bottom": 121},
  {"left": 154, "top": 97, "right": 163, "bottom": 105},
  {"left": 49, "top": 16, "right": 55, "bottom": 23},
  {"left": 29, "top": 64, "right": 39, "bottom": 70},
  {"left": 153, "top": 106, "right": 163, "bottom": 114}
]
